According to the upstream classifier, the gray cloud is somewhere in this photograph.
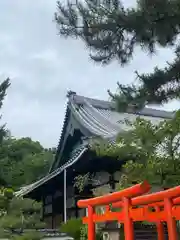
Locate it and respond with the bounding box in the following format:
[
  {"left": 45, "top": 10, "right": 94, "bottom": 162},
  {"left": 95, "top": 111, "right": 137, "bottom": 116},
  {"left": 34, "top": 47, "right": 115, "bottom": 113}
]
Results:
[{"left": 0, "top": 0, "right": 178, "bottom": 147}]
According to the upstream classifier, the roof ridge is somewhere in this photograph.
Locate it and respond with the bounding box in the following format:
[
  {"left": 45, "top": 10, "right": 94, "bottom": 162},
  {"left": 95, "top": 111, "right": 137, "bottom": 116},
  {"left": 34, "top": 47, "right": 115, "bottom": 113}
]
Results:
[
  {"left": 70, "top": 94, "right": 174, "bottom": 118},
  {"left": 70, "top": 94, "right": 114, "bottom": 109}
]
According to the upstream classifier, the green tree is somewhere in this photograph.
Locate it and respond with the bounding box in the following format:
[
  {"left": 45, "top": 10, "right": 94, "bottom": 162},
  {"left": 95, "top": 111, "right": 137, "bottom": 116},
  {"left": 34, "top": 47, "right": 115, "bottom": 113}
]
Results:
[
  {"left": 0, "top": 78, "right": 10, "bottom": 186},
  {"left": 0, "top": 188, "right": 45, "bottom": 240},
  {"left": 0, "top": 79, "right": 55, "bottom": 189},
  {"left": 55, "top": 0, "right": 180, "bottom": 108},
  {"left": 0, "top": 78, "right": 10, "bottom": 142},
  {"left": 75, "top": 110, "right": 180, "bottom": 194},
  {"left": 0, "top": 137, "right": 55, "bottom": 189}
]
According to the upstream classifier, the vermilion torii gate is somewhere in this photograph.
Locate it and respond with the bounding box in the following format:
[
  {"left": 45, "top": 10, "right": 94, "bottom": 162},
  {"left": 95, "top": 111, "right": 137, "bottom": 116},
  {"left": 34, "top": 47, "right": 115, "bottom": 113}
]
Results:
[{"left": 77, "top": 181, "right": 180, "bottom": 240}]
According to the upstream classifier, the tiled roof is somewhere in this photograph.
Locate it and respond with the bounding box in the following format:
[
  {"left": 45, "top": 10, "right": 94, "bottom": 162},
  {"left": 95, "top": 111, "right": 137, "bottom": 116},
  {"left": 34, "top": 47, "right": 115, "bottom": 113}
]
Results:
[
  {"left": 16, "top": 93, "right": 174, "bottom": 197},
  {"left": 69, "top": 94, "right": 174, "bottom": 137},
  {"left": 72, "top": 94, "right": 173, "bottom": 117},
  {"left": 51, "top": 93, "right": 174, "bottom": 171}
]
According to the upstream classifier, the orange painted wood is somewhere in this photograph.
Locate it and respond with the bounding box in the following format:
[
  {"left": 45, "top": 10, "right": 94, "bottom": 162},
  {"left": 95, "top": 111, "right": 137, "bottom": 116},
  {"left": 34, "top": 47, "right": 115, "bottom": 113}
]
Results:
[
  {"left": 87, "top": 205, "right": 95, "bottom": 240},
  {"left": 77, "top": 181, "right": 180, "bottom": 240},
  {"left": 82, "top": 208, "right": 167, "bottom": 223},
  {"left": 132, "top": 185, "right": 180, "bottom": 206},
  {"left": 156, "top": 222, "right": 165, "bottom": 240},
  {"left": 82, "top": 205, "right": 180, "bottom": 224},
  {"left": 155, "top": 206, "right": 165, "bottom": 240},
  {"left": 172, "top": 206, "right": 180, "bottom": 219},
  {"left": 112, "top": 186, "right": 180, "bottom": 208},
  {"left": 173, "top": 196, "right": 180, "bottom": 205},
  {"left": 123, "top": 197, "right": 134, "bottom": 240},
  {"left": 164, "top": 198, "right": 178, "bottom": 240},
  {"left": 77, "top": 181, "right": 150, "bottom": 208}
]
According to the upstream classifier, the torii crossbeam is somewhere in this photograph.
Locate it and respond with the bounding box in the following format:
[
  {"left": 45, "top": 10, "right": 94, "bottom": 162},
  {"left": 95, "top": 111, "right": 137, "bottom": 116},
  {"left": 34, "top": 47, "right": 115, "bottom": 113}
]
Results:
[{"left": 77, "top": 181, "right": 180, "bottom": 240}]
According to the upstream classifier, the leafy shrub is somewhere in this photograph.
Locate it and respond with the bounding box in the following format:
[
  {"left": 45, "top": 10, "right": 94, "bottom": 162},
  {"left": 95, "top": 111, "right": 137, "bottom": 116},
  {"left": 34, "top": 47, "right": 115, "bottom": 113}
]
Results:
[
  {"left": 80, "top": 225, "right": 103, "bottom": 240},
  {"left": 60, "top": 218, "right": 83, "bottom": 240},
  {"left": 60, "top": 218, "right": 103, "bottom": 240},
  {"left": 0, "top": 188, "right": 45, "bottom": 240}
]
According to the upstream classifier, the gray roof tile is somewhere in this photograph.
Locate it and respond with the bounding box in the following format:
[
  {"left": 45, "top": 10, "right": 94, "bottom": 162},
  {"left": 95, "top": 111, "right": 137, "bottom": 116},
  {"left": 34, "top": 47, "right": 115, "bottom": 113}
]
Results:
[{"left": 69, "top": 94, "right": 174, "bottom": 137}]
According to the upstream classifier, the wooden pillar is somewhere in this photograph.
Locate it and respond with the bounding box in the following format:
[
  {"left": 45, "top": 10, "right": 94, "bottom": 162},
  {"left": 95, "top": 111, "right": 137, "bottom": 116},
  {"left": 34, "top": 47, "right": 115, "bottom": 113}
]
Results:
[
  {"left": 87, "top": 205, "right": 95, "bottom": 240},
  {"left": 123, "top": 197, "right": 134, "bottom": 240},
  {"left": 164, "top": 198, "right": 177, "bottom": 240},
  {"left": 155, "top": 206, "right": 164, "bottom": 240}
]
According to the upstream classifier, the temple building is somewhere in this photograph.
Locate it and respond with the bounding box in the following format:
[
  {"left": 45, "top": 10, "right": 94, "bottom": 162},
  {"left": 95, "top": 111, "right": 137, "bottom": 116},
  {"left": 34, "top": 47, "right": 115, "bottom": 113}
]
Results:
[{"left": 16, "top": 92, "right": 173, "bottom": 229}]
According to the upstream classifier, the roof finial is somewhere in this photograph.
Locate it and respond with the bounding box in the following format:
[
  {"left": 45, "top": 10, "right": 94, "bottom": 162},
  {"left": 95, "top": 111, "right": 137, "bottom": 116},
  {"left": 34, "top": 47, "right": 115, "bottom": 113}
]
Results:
[{"left": 66, "top": 90, "right": 76, "bottom": 98}]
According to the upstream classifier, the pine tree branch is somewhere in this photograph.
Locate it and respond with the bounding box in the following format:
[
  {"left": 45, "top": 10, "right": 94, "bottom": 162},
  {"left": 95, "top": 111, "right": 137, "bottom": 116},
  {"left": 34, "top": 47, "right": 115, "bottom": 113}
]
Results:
[
  {"left": 55, "top": 0, "right": 180, "bottom": 63},
  {"left": 55, "top": 0, "right": 180, "bottom": 107}
]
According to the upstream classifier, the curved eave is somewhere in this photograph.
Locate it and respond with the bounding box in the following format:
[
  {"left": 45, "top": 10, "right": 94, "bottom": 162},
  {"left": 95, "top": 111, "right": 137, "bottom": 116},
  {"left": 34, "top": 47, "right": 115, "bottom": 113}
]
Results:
[{"left": 16, "top": 146, "right": 88, "bottom": 197}]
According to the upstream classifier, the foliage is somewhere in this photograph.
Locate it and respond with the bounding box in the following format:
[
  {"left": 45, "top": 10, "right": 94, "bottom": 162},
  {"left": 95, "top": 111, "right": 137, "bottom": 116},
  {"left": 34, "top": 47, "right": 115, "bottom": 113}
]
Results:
[
  {"left": 74, "top": 173, "right": 91, "bottom": 193},
  {"left": 60, "top": 218, "right": 83, "bottom": 240},
  {"left": 80, "top": 225, "right": 103, "bottom": 240},
  {"left": 0, "top": 78, "right": 55, "bottom": 189},
  {"left": 0, "top": 188, "right": 45, "bottom": 240},
  {"left": 60, "top": 218, "right": 103, "bottom": 240},
  {"left": 75, "top": 110, "right": 180, "bottom": 194},
  {"left": 102, "top": 110, "right": 180, "bottom": 189},
  {"left": 55, "top": 0, "right": 180, "bottom": 108},
  {"left": 0, "top": 78, "right": 10, "bottom": 186},
  {"left": 0, "top": 78, "right": 10, "bottom": 138},
  {"left": 0, "top": 137, "right": 55, "bottom": 189}
]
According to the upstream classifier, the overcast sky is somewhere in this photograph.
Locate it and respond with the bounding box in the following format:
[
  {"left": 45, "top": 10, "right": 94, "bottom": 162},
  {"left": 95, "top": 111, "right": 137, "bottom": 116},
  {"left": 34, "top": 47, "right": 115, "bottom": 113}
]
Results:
[{"left": 0, "top": 0, "right": 179, "bottom": 148}]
